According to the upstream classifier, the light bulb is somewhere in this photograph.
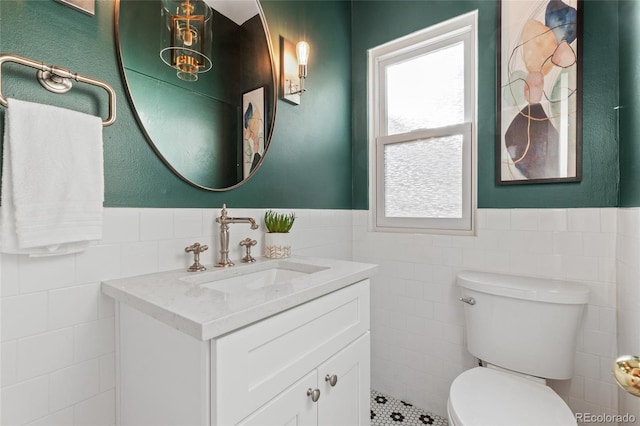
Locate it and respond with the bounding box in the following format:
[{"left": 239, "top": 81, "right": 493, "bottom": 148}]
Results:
[{"left": 296, "top": 41, "right": 310, "bottom": 66}]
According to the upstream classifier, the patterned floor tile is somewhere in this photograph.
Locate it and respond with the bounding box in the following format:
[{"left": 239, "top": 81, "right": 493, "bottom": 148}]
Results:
[{"left": 370, "top": 389, "right": 448, "bottom": 426}]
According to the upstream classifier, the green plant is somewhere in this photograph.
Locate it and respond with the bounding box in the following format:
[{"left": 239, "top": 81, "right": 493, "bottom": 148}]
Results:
[{"left": 264, "top": 210, "right": 295, "bottom": 233}]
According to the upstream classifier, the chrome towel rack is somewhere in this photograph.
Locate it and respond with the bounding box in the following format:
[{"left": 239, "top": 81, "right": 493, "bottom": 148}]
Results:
[{"left": 0, "top": 53, "right": 116, "bottom": 127}]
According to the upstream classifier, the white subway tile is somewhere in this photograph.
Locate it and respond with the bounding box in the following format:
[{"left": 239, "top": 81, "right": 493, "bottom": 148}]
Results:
[
  {"left": 473, "top": 229, "right": 501, "bottom": 250},
  {"left": 73, "top": 389, "right": 115, "bottom": 426},
  {"left": 99, "top": 353, "right": 115, "bottom": 392},
  {"left": 403, "top": 279, "right": 424, "bottom": 300},
  {"left": 102, "top": 208, "right": 139, "bottom": 244},
  {"left": 569, "top": 375, "right": 585, "bottom": 400},
  {"left": 140, "top": 209, "right": 174, "bottom": 241},
  {"left": 536, "top": 254, "right": 564, "bottom": 279},
  {"left": 202, "top": 209, "right": 217, "bottom": 237},
  {"left": 120, "top": 241, "right": 159, "bottom": 278},
  {"left": 583, "top": 330, "right": 616, "bottom": 358},
  {"left": 18, "top": 255, "right": 76, "bottom": 293},
  {"left": 584, "top": 378, "right": 617, "bottom": 410},
  {"left": 174, "top": 209, "right": 204, "bottom": 238},
  {"left": 49, "top": 358, "right": 100, "bottom": 412},
  {"left": 583, "top": 232, "right": 616, "bottom": 258},
  {"left": 553, "top": 231, "right": 584, "bottom": 256},
  {"left": 497, "top": 230, "right": 524, "bottom": 253},
  {"left": 483, "top": 250, "right": 512, "bottom": 274},
  {"left": 586, "top": 282, "right": 616, "bottom": 309},
  {"left": 75, "top": 244, "right": 122, "bottom": 284},
  {"left": 599, "top": 357, "right": 617, "bottom": 385},
  {"left": 25, "top": 408, "right": 74, "bottom": 426},
  {"left": 1, "top": 375, "right": 49, "bottom": 425},
  {"left": 17, "top": 328, "right": 74, "bottom": 381},
  {"left": 600, "top": 208, "right": 617, "bottom": 233},
  {"left": 48, "top": 283, "right": 99, "bottom": 330},
  {"left": 1, "top": 292, "right": 48, "bottom": 341},
  {"left": 73, "top": 317, "right": 115, "bottom": 362},
  {"left": 1, "top": 254, "right": 19, "bottom": 297},
  {"left": 521, "top": 230, "right": 554, "bottom": 254},
  {"left": 441, "top": 247, "right": 463, "bottom": 267},
  {"left": 568, "top": 208, "right": 601, "bottom": 233},
  {"left": 537, "top": 209, "right": 567, "bottom": 231},
  {"left": 598, "top": 257, "right": 616, "bottom": 284},
  {"left": 506, "top": 252, "right": 542, "bottom": 277},
  {"left": 510, "top": 209, "right": 539, "bottom": 231},
  {"left": 98, "top": 290, "right": 115, "bottom": 319},
  {"left": 1, "top": 340, "right": 17, "bottom": 387},
  {"left": 582, "top": 305, "right": 599, "bottom": 332},
  {"left": 484, "top": 209, "right": 512, "bottom": 230},
  {"left": 562, "top": 256, "right": 599, "bottom": 281},
  {"left": 412, "top": 298, "right": 435, "bottom": 319},
  {"left": 441, "top": 322, "right": 464, "bottom": 345},
  {"left": 598, "top": 308, "right": 616, "bottom": 334},
  {"left": 462, "top": 248, "right": 485, "bottom": 269}
]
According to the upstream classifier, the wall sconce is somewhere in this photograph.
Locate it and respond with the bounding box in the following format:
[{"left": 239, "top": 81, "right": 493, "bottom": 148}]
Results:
[
  {"left": 160, "top": 0, "right": 213, "bottom": 82},
  {"left": 281, "top": 37, "right": 310, "bottom": 105}
]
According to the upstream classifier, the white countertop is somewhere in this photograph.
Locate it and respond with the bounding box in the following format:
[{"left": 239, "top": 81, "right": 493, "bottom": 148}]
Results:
[{"left": 101, "top": 256, "right": 377, "bottom": 341}]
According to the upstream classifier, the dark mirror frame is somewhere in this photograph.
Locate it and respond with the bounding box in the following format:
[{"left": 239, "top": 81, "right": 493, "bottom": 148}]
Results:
[{"left": 114, "top": 0, "right": 278, "bottom": 191}]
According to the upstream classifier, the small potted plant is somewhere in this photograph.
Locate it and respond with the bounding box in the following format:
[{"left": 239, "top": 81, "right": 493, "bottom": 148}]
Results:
[{"left": 264, "top": 210, "right": 295, "bottom": 258}]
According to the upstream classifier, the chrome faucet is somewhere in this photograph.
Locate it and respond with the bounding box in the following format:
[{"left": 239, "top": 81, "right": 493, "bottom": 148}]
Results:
[{"left": 215, "top": 204, "right": 259, "bottom": 267}]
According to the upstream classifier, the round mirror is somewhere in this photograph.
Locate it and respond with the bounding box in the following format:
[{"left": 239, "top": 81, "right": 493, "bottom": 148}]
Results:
[{"left": 115, "top": 0, "right": 277, "bottom": 191}]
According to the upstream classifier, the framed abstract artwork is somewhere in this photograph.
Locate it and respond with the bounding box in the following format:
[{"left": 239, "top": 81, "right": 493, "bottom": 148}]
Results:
[
  {"left": 242, "top": 87, "right": 265, "bottom": 179},
  {"left": 497, "top": 0, "right": 582, "bottom": 184}
]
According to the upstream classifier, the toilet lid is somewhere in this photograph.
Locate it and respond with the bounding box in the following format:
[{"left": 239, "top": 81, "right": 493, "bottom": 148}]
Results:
[{"left": 448, "top": 367, "right": 576, "bottom": 426}]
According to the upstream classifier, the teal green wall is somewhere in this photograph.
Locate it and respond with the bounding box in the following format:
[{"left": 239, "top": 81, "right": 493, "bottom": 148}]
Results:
[
  {"left": 0, "top": 0, "right": 353, "bottom": 208},
  {"left": 0, "top": 1, "right": 632, "bottom": 210},
  {"left": 351, "top": 0, "right": 620, "bottom": 209},
  {"left": 618, "top": 0, "right": 640, "bottom": 206}
]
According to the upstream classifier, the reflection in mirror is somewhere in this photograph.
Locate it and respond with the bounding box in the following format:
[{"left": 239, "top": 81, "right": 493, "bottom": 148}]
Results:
[
  {"left": 116, "top": 0, "right": 277, "bottom": 190},
  {"left": 614, "top": 355, "right": 640, "bottom": 397}
]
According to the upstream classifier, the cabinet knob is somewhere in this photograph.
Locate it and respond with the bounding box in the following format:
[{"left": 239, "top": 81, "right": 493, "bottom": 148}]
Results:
[
  {"left": 324, "top": 374, "right": 338, "bottom": 387},
  {"left": 306, "top": 388, "right": 321, "bottom": 402}
]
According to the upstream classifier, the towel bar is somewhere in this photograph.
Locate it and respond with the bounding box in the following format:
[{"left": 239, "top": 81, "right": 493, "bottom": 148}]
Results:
[{"left": 0, "top": 53, "right": 116, "bottom": 127}]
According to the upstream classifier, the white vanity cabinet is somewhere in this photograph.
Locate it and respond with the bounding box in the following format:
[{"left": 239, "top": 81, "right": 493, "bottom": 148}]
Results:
[{"left": 115, "top": 279, "right": 370, "bottom": 426}]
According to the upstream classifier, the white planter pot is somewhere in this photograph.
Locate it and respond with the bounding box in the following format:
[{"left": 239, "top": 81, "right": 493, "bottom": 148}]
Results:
[{"left": 264, "top": 232, "right": 291, "bottom": 258}]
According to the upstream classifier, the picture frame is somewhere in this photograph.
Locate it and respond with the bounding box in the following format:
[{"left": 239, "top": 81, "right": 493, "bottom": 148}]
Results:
[
  {"left": 242, "top": 87, "right": 265, "bottom": 179},
  {"left": 54, "top": 0, "right": 95, "bottom": 15},
  {"left": 497, "top": 0, "right": 582, "bottom": 184}
]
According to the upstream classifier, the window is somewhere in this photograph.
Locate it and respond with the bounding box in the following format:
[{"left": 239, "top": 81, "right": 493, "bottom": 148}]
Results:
[{"left": 369, "top": 11, "right": 477, "bottom": 234}]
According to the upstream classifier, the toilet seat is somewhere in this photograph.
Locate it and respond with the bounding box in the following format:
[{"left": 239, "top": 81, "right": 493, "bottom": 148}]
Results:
[{"left": 448, "top": 367, "right": 576, "bottom": 426}]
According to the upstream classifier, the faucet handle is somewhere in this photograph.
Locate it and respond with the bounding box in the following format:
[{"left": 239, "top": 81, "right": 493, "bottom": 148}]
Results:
[
  {"left": 185, "top": 242, "right": 208, "bottom": 272},
  {"left": 239, "top": 238, "right": 257, "bottom": 263}
]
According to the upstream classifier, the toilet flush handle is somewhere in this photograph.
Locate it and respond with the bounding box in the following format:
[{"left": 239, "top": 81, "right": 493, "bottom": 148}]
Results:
[{"left": 459, "top": 297, "right": 476, "bottom": 305}]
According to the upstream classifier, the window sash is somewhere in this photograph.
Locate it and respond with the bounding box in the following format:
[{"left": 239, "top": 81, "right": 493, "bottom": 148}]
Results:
[
  {"left": 375, "top": 123, "right": 473, "bottom": 232},
  {"left": 377, "top": 30, "right": 474, "bottom": 137}
]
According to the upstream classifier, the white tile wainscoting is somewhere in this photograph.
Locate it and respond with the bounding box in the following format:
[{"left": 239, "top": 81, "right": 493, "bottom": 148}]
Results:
[
  {"left": 1, "top": 207, "right": 638, "bottom": 425},
  {"left": 0, "top": 208, "right": 353, "bottom": 425},
  {"left": 354, "top": 208, "right": 626, "bottom": 424}
]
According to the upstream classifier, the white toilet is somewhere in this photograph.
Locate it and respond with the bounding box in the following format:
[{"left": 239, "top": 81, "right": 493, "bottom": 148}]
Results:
[{"left": 447, "top": 270, "right": 590, "bottom": 426}]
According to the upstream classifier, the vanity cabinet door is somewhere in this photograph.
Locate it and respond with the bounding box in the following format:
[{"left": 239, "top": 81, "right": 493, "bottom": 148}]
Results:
[
  {"left": 237, "top": 371, "right": 318, "bottom": 426},
  {"left": 318, "top": 333, "right": 371, "bottom": 426},
  {"left": 213, "top": 280, "right": 370, "bottom": 426},
  {"left": 237, "top": 333, "right": 370, "bottom": 426}
]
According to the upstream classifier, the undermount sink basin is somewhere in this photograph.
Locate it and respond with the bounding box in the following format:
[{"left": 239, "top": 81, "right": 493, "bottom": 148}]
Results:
[{"left": 180, "top": 260, "right": 330, "bottom": 295}]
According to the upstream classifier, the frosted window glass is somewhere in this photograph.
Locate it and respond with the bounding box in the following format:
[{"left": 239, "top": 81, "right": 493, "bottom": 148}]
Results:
[
  {"left": 384, "top": 135, "right": 463, "bottom": 218},
  {"left": 386, "top": 42, "right": 464, "bottom": 135}
]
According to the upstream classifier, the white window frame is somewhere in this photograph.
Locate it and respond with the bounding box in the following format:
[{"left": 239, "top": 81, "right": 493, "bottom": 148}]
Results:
[{"left": 368, "top": 11, "right": 478, "bottom": 235}]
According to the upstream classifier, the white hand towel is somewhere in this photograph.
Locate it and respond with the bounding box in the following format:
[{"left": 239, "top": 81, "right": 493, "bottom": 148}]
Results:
[{"left": 1, "top": 98, "right": 104, "bottom": 256}]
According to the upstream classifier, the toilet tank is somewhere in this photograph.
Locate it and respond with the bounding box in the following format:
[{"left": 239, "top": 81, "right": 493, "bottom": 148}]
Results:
[{"left": 458, "top": 271, "right": 589, "bottom": 380}]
